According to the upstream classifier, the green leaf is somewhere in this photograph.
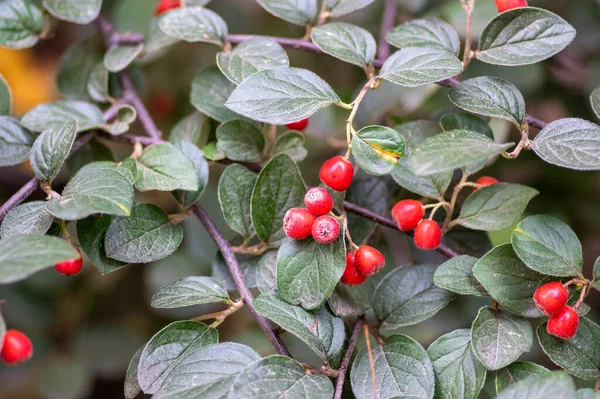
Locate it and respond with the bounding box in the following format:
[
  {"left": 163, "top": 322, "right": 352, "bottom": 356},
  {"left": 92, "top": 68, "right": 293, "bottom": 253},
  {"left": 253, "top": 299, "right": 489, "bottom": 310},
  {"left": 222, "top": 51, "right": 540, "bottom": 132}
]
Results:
[
  {"left": 386, "top": 18, "right": 460, "bottom": 55},
  {"left": 138, "top": 321, "right": 218, "bottom": 394},
  {"left": 21, "top": 100, "right": 104, "bottom": 132},
  {"left": 351, "top": 125, "right": 405, "bottom": 176},
  {"left": 311, "top": 22, "right": 376, "bottom": 67},
  {"left": 59, "top": 39, "right": 103, "bottom": 101},
  {"left": 477, "top": 7, "right": 576, "bottom": 66},
  {"left": 473, "top": 244, "right": 547, "bottom": 317},
  {"left": 326, "top": 0, "right": 376, "bottom": 18},
  {"left": 277, "top": 234, "right": 346, "bottom": 310},
  {"left": 104, "top": 104, "right": 137, "bottom": 136},
  {"left": 455, "top": 184, "right": 538, "bottom": 231},
  {"left": 85, "top": 63, "right": 107, "bottom": 102},
  {"left": 591, "top": 87, "right": 600, "bottom": 120},
  {"left": 577, "top": 388, "right": 599, "bottom": 399},
  {"left": 427, "top": 329, "right": 486, "bottom": 399},
  {"left": 448, "top": 77, "right": 525, "bottom": 126},
  {"left": 256, "top": 0, "right": 317, "bottom": 26},
  {"left": 43, "top": 0, "right": 101, "bottom": 24},
  {"left": 440, "top": 113, "right": 493, "bottom": 139},
  {"left": 159, "top": 6, "right": 227, "bottom": 44},
  {"left": 135, "top": 143, "right": 199, "bottom": 192},
  {"left": 471, "top": 307, "right": 532, "bottom": 370},
  {"left": 530, "top": 118, "right": 600, "bottom": 171},
  {"left": 373, "top": 264, "right": 456, "bottom": 329},
  {"left": 593, "top": 257, "right": 600, "bottom": 291},
  {"left": 273, "top": 131, "right": 307, "bottom": 161},
  {"left": 170, "top": 112, "right": 209, "bottom": 147},
  {"left": 495, "top": 362, "right": 550, "bottom": 393},
  {"left": 151, "top": 277, "right": 229, "bottom": 309},
  {"left": 124, "top": 347, "right": 143, "bottom": 399},
  {"left": 433, "top": 255, "right": 488, "bottom": 297},
  {"left": 202, "top": 141, "right": 225, "bottom": 161},
  {"left": 511, "top": 215, "right": 583, "bottom": 277},
  {"left": 496, "top": 371, "right": 576, "bottom": 399},
  {"left": 0, "top": 308, "right": 5, "bottom": 357},
  {"left": 537, "top": 317, "right": 600, "bottom": 380},
  {"left": 77, "top": 215, "right": 128, "bottom": 275},
  {"left": 225, "top": 67, "right": 340, "bottom": 125},
  {"left": 256, "top": 250, "right": 278, "bottom": 293},
  {"left": 104, "top": 203, "right": 183, "bottom": 264},
  {"left": 191, "top": 66, "right": 239, "bottom": 122},
  {"left": 212, "top": 251, "right": 260, "bottom": 290},
  {"left": 408, "top": 130, "right": 512, "bottom": 176},
  {"left": 217, "top": 38, "right": 289, "bottom": 85},
  {"left": 46, "top": 162, "right": 134, "bottom": 220},
  {"left": 0, "top": 0, "right": 43, "bottom": 49},
  {"left": 104, "top": 43, "right": 143, "bottom": 73},
  {"left": 351, "top": 334, "right": 435, "bottom": 399},
  {"left": 328, "top": 282, "right": 371, "bottom": 317},
  {"left": 216, "top": 119, "right": 265, "bottom": 161},
  {"left": 0, "top": 116, "right": 34, "bottom": 167},
  {"left": 30, "top": 119, "right": 77, "bottom": 182},
  {"left": 251, "top": 154, "right": 306, "bottom": 244},
  {"left": 230, "top": 355, "right": 334, "bottom": 398},
  {"left": 218, "top": 164, "right": 257, "bottom": 240},
  {"left": 346, "top": 170, "right": 389, "bottom": 243},
  {"left": 0, "top": 74, "right": 10, "bottom": 115},
  {"left": 0, "top": 234, "right": 79, "bottom": 284},
  {"left": 145, "top": 15, "right": 179, "bottom": 54},
  {"left": 171, "top": 140, "right": 209, "bottom": 207},
  {"left": 380, "top": 47, "right": 463, "bottom": 87},
  {"left": 1, "top": 201, "right": 53, "bottom": 239},
  {"left": 254, "top": 294, "right": 345, "bottom": 359}
]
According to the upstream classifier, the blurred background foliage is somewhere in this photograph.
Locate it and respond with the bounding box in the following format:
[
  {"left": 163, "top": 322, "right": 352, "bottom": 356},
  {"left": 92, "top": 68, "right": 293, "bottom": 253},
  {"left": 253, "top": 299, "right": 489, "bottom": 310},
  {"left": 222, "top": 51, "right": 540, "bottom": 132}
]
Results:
[{"left": 1, "top": 0, "right": 600, "bottom": 397}]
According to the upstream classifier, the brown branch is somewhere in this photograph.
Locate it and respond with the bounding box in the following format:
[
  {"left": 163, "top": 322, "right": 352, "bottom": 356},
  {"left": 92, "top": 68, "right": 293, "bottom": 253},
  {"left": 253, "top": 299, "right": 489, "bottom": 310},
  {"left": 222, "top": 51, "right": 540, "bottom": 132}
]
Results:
[
  {"left": 334, "top": 317, "right": 364, "bottom": 399},
  {"left": 377, "top": 0, "right": 397, "bottom": 60}
]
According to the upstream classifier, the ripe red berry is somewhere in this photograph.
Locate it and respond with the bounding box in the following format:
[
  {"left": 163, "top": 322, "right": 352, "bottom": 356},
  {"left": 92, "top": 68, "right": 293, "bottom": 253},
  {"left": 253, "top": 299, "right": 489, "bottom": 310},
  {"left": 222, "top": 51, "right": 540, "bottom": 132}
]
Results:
[
  {"left": 392, "top": 199, "right": 424, "bottom": 231},
  {"left": 547, "top": 306, "right": 579, "bottom": 339},
  {"left": 474, "top": 176, "right": 499, "bottom": 191},
  {"left": 154, "top": 0, "right": 180, "bottom": 16},
  {"left": 54, "top": 247, "right": 83, "bottom": 276},
  {"left": 340, "top": 253, "right": 367, "bottom": 285},
  {"left": 533, "top": 282, "right": 568, "bottom": 316},
  {"left": 1, "top": 330, "right": 33, "bottom": 365},
  {"left": 285, "top": 118, "right": 309, "bottom": 131},
  {"left": 311, "top": 215, "right": 340, "bottom": 244},
  {"left": 319, "top": 156, "right": 354, "bottom": 192},
  {"left": 283, "top": 208, "right": 316, "bottom": 240},
  {"left": 355, "top": 245, "right": 385, "bottom": 276},
  {"left": 304, "top": 187, "right": 333, "bottom": 216},
  {"left": 494, "top": 0, "right": 528, "bottom": 13},
  {"left": 414, "top": 220, "right": 442, "bottom": 250}
]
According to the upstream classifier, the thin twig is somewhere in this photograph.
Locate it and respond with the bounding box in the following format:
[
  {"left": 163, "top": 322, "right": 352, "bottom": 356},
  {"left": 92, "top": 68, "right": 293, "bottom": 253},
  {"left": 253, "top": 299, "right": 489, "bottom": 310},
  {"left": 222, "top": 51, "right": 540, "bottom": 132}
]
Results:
[
  {"left": 377, "top": 0, "right": 397, "bottom": 60},
  {"left": 460, "top": 0, "right": 476, "bottom": 68},
  {"left": 364, "top": 324, "right": 377, "bottom": 399},
  {"left": 333, "top": 318, "right": 364, "bottom": 399}
]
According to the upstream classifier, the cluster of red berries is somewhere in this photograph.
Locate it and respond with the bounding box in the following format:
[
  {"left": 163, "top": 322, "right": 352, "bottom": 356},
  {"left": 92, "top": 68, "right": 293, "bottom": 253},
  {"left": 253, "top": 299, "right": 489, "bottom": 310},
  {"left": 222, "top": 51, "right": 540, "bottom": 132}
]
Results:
[
  {"left": 494, "top": 0, "right": 528, "bottom": 13},
  {"left": 392, "top": 200, "right": 441, "bottom": 250},
  {"left": 154, "top": 0, "right": 180, "bottom": 16},
  {"left": 340, "top": 246, "right": 385, "bottom": 285},
  {"left": 534, "top": 282, "right": 579, "bottom": 339},
  {"left": 54, "top": 247, "right": 83, "bottom": 276},
  {"left": 284, "top": 187, "right": 339, "bottom": 243},
  {"left": 1, "top": 329, "right": 33, "bottom": 365}
]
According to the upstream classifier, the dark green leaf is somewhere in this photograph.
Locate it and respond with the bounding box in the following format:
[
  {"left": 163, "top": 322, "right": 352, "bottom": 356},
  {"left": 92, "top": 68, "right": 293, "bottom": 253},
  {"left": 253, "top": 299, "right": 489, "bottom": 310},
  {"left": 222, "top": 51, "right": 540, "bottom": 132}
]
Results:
[
  {"left": 495, "top": 362, "right": 550, "bottom": 393},
  {"left": 273, "top": 131, "right": 307, "bottom": 161},
  {"left": 159, "top": 6, "right": 227, "bottom": 44},
  {"left": 171, "top": 140, "right": 209, "bottom": 207},
  {"left": 216, "top": 119, "right": 265, "bottom": 161},
  {"left": 433, "top": 255, "right": 488, "bottom": 297},
  {"left": 0, "top": 74, "right": 10, "bottom": 115},
  {"left": 591, "top": 87, "right": 600, "bottom": 120},
  {"left": 144, "top": 15, "right": 178, "bottom": 54},
  {"left": 151, "top": 277, "right": 229, "bottom": 309},
  {"left": 21, "top": 100, "right": 104, "bottom": 132},
  {"left": 191, "top": 66, "right": 239, "bottom": 122},
  {"left": 59, "top": 39, "right": 103, "bottom": 101},
  {"left": 311, "top": 22, "right": 376, "bottom": 67},
  {"left": 496, "top": 371, "right": 575, "bottom": 399},
  {"left": 124, "top": 347, "right": 143, "bottom": 399},
  {"left": 351, "top": 125, "right": 405, "bottom": 176},
  {"left": 1, "top": 201, "right": 53, "bottom": 238},
  {"left": 170, "top": 112, "right": 210, "bottom": 147},
  {"left": 135, "top": 143, "right": 199, "bottom": 192},
  {"left": 326, "top": 0, "right": 376, "bottom": 17},
  {"left": 0, "top": 309, "right": 5, "bottom": 360},
  {"left": 256, "top": 0, "right": 317, "bottom": 26},
  {"left": 440, "top": 113, "right": 493, "bottom": 139},
  {"left": 218, "top": 164, "right": 257, "bottom": 240},
  {"left": 0, "top": 116, "right": 34, "bottom": 166},
  {"left": 386, "top": 18, "right": 460, "bottom": 55},
  {"left": 256, "top": 250, "right": 278, "bottom": 293},
  {"left": 212, "top": 251, "right": 260, "bottom": 291},
  {"left": 77, "top": 215, "right": 128, "bottom": 275},
  {"left": 30, "top": 119, "right": 77, "bottom": 182},
  {"left": 593, "top": 257, "right": 600, "bottom": 291},
  {"left": 0, "top": 0, "right": 43, "bottom": 49},
  {"left": 328, "top": 282, "right": 371, "bottom": 317},
  {"left": 104, "top": 43, "right": 143, "bottom": 73},
  {"left": 42, "top": 0, "right": 101, "bottom": 24}
]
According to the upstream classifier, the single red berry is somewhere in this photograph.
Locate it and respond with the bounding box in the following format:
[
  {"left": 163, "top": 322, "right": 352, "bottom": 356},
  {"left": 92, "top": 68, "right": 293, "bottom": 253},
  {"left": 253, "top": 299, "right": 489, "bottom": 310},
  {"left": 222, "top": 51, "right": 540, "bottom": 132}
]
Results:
[
  {"left": 304, "top": 187, "right": 333, "bottom": 216},
  {"left": 494, "top": 0, "right": 528, "bottom": 13},
  {"left": 355, "top": 246, "right": 385, "bottom": 276},
  {"left": 414, "top": 220, "right": 442, "bottom": 250},
  {"left": 54, "top": 247, "right": 83, "bottom": 276},
  {"left": 474, "top": 176, "right": 499, "bottom": 191},
  {"left": 533, "top": 282, "right": 569, "bottom": 316},
  {"left": 392, "top": 200, "right": 424, "bottom": 231},
  {"left": 283, "top": 208, "right": 316, "bottom": 240},
  {"left": 340, "top": 253, "right": 367, "bottom": 285},
  {"left": 311, "top": 215, "right": 340, "bottom": 244},
  {"left": 285, "top": 118, "right": 309, "bottom": 131},
  {"left": 319, "top": 156, "right": 354, "bottom": 192},
  {"left": 154, "top": 0, "right": 180, "bottom": 15},
  {"left": 547, "top": 306, "right": 579, "bottom": 339},
  {"left": 1, "top": 330, "right": 33, "bottom": 365}
]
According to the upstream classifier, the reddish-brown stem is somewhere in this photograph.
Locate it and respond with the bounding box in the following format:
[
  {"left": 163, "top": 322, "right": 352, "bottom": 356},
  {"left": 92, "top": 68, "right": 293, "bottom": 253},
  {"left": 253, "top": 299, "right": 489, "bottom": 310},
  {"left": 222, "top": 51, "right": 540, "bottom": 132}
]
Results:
[{"left": 334, "top": 317, "right": 365, "bottom": 399}]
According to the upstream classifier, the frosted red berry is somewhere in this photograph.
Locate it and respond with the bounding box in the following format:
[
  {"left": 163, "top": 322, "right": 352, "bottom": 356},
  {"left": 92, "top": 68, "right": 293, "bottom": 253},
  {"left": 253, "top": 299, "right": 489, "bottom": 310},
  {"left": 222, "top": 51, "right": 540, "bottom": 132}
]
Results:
[
  {"left": 340, "top": 253, "right": 367, "bottom": 285},
  {"left": 474, "top": 176, "right": 499, "bottom": 191},
  {"left": 392, "top": 200, "right": 424, "bottom": 231},
  {"left": 283, "top": 208, "right": 315, "bottom": 240},
  {"left": 304, "top": 187, "right": 333, "bottom": 216},
  {"left": 285, "top": 118, "right": 309, "bottom": 131},
  {"left": 311, "top": 215, "right": 340, "bottom": 244},
  {"left": 414, "top": 220, "right": 442, "bottom": 250},
  {"left": 533, "top": 282, "right": 568, "bottom": 316},
  {"left": 54, "top": 247, "right": 83, "bottom": 276},
  {"left": 154, "top": 0, "right": 180, "bottom": 15},
  {"left": 319, "top": 156, "right": 354, "bottom": 192},
  {"left": 494, "top": 0, "right": 528, "bottom": 13},
  {"left": 1, "top": 330, "right": 33, "bottom": 365},
  {"left": 355, "top": 246, "right": 385, "bottom": 276},
  {"left": 547, "top": 306, "right": 579, "bottom": 339}
]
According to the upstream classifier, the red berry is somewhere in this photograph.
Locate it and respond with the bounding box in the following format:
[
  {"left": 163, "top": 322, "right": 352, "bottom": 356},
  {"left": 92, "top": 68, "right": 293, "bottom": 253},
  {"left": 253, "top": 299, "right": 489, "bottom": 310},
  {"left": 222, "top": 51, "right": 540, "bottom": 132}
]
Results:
[
  {"left": 1, "top": 330, "right": 33, "bottom": 365},
  {"left": 304, "top": 187, "right": 333, "bottom": 216},
  {"left": 340, "top": 253, "right": 367, "bottom": 285},
  {"left": 533, "top": 282, "right": 568, "bottom": 316},
  {"left": 319, "top": 156, "right": 354, "bottom": 192},
  {"left": 474, "top": 176, "right": 499, "bottom": 191},
  {"left": 414, "top": 220, "right": 442, "bottom": 250},
  {"left": 311, "top": 215, "right": 340, "bottom": 244},
  {"left": 154, "top": 0, "right": 180, "bottom": 15},
  {"left": 283, "top": 208, "right": 315, "bottom": 240},
  {"left": 285, "top": 118, "right": 309, "bottom": 131},
  {"left": 494, "top": 0, "right": 528, "bottom": 13},
  {"left": 355, "top": 246, "right": 385, "bottom": 276},
  {"left": 547, "top": 306, "right": 579, "bottom": 339},
  {"left": 54, "top": 247, "right": 83, "bottom": 276},
  {"left": 391, "top": 200, "right": 424, "bottom": 231}
]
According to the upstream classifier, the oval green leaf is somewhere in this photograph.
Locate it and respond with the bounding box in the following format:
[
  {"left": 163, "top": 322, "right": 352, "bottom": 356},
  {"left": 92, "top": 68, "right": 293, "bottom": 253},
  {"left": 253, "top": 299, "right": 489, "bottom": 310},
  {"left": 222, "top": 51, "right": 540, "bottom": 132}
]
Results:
[
  {"left": 159, "top": 6, "right": 227, "bottom": 44},
  {"left": 386, "top": 18, "right": 460, "bottom": 55},
  {"left": 151, "top": 277, "right": 229, "bottom": 309},
  {"left": 351, "top": 125, "right": 405, "bottom": 176},
  {"left": 311, "top": 22, "right": 376, "bottom": 67}
]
